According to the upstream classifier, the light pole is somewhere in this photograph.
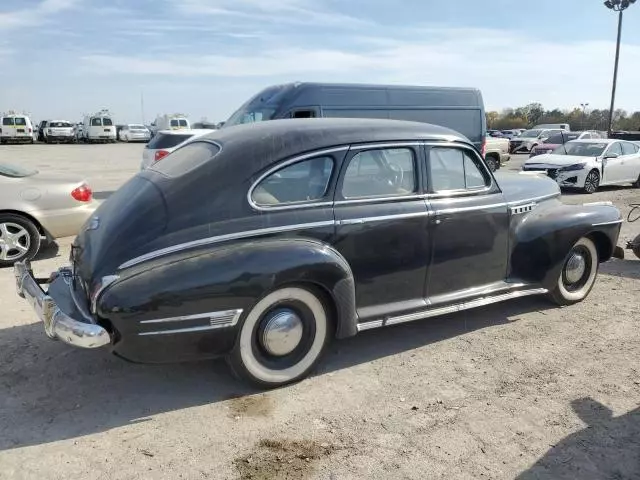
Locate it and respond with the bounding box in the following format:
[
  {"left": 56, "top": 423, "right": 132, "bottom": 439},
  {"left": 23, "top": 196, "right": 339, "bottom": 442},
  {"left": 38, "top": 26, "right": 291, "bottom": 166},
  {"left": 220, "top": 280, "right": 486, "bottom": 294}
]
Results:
[
  {"left": 604, "top": 0, "right": 636, "bottom": 136},
  {"left": 580, "top": 102, "right": 589, "bottom": 130}
]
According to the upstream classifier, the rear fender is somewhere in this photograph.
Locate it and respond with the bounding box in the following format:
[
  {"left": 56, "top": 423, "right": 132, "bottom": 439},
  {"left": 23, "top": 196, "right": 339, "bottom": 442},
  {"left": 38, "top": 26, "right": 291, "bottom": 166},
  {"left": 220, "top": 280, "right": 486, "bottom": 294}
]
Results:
[
  {"left": 98, "top": 237, "right": 358, "bottom": 340},
  {"left": 510, "top": 203, "right": 621, "bottom": 289}
]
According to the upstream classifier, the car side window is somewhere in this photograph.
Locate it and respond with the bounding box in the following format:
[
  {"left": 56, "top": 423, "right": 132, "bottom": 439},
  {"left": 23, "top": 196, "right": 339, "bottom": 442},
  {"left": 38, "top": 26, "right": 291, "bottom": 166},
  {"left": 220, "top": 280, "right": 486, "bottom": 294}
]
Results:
[
  {"left": 429, "top": 147, "right": 489, "bottom": 192},
  {"left": 341, "top": 148, "right": 416, "bottom": 199},
  {"left": 252, "top": 156, "right": 334, "bottom": 206},
  {"left": 607, "top": 142, "right": 623, "bottom": 156},
  {"left": 621, "top": 142, "right": 636, "bottom": 155}
]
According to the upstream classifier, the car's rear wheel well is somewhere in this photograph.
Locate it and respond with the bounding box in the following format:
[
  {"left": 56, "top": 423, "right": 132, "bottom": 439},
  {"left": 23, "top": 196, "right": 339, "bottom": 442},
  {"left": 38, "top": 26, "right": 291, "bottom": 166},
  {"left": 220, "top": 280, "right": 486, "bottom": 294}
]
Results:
[
  {"left": 276, "top": 281, "right": 338, "bottom": 337},
  {"left": 0, "top": 210, "right": 46, "bottom": 237},
  {"left": 587, "top": 231, "right": 613, "bottom": 262}
]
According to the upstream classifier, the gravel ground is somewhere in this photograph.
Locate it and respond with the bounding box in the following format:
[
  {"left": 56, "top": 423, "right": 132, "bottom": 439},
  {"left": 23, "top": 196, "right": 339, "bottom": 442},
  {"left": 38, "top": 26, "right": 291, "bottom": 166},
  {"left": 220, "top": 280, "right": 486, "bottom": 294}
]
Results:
[{"left": 1, "top": 146, "right": 639, "bottom": 480}]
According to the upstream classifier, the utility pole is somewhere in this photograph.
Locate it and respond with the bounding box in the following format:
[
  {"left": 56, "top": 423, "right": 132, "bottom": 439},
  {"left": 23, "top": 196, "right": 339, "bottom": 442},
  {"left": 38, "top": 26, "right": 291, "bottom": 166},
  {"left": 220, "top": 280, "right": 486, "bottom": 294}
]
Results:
[
  {"left": 140, "top": 91, "right": 145, "bottom": 125},
  {"left": 580, "top": 103, "right": 589, "bottom": 130},
  {"left": 604, "top": 0, "right": 636, "bottom": 136}
]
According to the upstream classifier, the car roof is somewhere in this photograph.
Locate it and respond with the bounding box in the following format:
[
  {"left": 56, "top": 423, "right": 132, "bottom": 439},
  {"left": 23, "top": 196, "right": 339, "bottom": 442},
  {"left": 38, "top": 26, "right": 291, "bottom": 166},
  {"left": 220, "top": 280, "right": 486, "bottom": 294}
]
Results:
[
  {"left": 202, "top": 118, "right": 468, "bottom": 150},
  {"left": 157, "top": 128, "right": 215, "bottom": 135},
  {"left": 567, "top": 139, "right": 616, "bottom": 144}
]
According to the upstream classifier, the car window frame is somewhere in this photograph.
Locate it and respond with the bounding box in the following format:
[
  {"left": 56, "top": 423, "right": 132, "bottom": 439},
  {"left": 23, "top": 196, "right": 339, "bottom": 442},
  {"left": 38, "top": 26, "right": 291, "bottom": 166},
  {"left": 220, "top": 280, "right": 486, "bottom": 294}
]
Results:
[
  {"left": 606, "top": 142, "right": 624, "bottom": 156},
  {"left": 621, "top": 141, "right": 636, "bottom": 156},
  {"left": 336, "top": 145, "right": 420, "bottom": 201},
  {"left": 424, "top": 142, "right": 498, "bottom": 198},
  {"left": 248, "top": 146, "right": 348, "bottom": 212}
]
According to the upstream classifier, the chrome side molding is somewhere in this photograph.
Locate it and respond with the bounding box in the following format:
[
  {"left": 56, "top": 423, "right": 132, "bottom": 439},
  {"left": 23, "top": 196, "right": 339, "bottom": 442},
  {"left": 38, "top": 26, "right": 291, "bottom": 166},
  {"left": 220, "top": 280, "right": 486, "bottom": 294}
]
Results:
[
  {"left": 138, "top": 309, "right": 243, "bottom": 336},
  {"left": 510, "top": 202, "right": 537, "bottom": 215},
  {"left": 356, "top": 288, "right": 548, "bottom": 332}
]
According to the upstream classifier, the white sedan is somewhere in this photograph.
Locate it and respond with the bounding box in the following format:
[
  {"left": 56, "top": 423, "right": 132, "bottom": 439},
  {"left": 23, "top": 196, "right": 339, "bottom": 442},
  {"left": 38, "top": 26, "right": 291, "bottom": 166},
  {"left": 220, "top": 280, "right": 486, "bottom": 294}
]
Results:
[{"left": 522, "top": 139, "right": 640, "bottom": 193}]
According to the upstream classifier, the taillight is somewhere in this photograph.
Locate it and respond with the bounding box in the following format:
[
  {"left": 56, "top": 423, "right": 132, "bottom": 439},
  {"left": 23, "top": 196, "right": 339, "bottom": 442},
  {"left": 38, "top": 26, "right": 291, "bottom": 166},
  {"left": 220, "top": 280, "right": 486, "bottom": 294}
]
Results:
[
  {"left": 71, "top": 184, "right": 92, "bottom": 202},
  {"left": 28, "top": 128, "right": 32, "bottom": 133},
  {"left": 154, "top": 150, "right": 169, "bottom": 162},
  {"left": 481, "top": 137, "right": 487, "bottom": 157}
]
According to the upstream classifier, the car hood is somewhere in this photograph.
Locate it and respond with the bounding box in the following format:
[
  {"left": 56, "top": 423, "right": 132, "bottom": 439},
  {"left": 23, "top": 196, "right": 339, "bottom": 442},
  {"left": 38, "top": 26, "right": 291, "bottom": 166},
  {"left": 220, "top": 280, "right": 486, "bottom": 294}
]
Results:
[
  {"left": 524, "top": 154, "right": 595, "bottom": 167},
  {"left": 494, "top": 171, "right": 560, "bottom": 204}
]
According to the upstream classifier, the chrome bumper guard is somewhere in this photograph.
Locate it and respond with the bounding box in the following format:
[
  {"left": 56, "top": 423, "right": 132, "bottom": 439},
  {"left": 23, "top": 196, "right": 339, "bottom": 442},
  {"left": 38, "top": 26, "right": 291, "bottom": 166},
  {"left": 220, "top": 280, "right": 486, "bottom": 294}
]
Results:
[{"left": 14, "top": 261, "right": 111, "bottom": 349}]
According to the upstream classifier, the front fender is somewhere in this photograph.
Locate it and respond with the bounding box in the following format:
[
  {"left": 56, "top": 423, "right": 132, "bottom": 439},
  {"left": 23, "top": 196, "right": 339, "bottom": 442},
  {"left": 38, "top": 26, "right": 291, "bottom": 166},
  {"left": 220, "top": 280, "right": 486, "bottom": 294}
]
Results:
[
  {"left": 510, "top": 202, "right": 621, "bottom": 289},
  {"left": 98, "top": 237, "right": 358, "bottom": 344}
]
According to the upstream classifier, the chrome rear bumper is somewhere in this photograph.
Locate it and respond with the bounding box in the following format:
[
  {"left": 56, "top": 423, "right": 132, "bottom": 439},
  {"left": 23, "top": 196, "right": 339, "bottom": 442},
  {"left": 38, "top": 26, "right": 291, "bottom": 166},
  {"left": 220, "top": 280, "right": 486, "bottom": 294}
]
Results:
[{"left": 14, "top": 261, "right": 111, "bottom": 349}]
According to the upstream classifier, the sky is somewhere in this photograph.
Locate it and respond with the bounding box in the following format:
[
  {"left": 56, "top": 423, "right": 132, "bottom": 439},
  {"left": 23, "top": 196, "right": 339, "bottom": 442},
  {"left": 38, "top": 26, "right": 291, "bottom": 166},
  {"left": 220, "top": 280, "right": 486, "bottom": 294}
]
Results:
[{"left": 1, "top": 0, "right": 640, "bottom": 124}]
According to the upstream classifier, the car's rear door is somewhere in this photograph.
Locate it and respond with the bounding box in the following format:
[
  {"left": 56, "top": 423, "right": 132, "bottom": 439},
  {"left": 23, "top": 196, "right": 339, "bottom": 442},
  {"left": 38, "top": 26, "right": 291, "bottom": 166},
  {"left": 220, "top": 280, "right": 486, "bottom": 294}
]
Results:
[
  {"left": 332, "top": 143, "right": 431, "bottom": 320},
  {"left": 602, "top": 142, "right": 625, "bottom": 184},
  {"left": 424, "top": 143, "right": 509, "bottom": 306},
  {"left": 620, "top": 141, "right": 640, "bottom": 182}
]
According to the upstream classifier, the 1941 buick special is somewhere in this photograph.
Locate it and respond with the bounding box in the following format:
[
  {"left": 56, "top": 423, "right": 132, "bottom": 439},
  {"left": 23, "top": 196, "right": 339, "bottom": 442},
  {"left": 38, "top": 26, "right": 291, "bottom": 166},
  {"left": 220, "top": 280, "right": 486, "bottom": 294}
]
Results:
[{"left": 15, "top": 119, "right": 623, "bottom": 387}]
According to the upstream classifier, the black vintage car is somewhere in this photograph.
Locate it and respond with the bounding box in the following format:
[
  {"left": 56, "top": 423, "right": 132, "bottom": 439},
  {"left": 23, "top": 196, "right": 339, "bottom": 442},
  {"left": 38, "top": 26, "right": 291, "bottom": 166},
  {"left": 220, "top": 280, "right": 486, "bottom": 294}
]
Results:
[{"left": 15, "top": 119, "right": 623, "bottom": 387}]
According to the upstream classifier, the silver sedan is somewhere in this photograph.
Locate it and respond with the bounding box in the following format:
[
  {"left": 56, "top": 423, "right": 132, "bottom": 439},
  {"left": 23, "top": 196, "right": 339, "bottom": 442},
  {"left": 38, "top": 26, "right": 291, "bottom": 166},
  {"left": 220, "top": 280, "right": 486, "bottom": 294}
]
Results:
[{"left": 0, "top": 163, "right": 98, "bottom": 267}]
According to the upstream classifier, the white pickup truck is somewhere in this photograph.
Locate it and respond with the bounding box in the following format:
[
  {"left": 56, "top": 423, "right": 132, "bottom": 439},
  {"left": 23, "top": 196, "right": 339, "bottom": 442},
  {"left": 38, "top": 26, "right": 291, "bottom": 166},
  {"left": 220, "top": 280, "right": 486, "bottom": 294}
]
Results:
[{"left": 484, "top": 135, "right": 510, "bottom": 171}]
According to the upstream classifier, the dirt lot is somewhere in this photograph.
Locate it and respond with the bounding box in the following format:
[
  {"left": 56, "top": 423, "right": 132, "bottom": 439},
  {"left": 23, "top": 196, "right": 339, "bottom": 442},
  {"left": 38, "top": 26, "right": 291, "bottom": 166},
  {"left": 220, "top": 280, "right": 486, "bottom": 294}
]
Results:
[{"left": 1, "top": 145, "right": 639, "bottom": 480}]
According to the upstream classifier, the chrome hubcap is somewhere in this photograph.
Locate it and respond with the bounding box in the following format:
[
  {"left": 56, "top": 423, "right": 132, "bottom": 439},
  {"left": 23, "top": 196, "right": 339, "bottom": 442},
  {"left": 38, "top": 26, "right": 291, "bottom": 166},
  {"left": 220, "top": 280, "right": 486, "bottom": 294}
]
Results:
[
  {"left": 0, "top": 222, "right": 30, "bottom": 261},
  {"left": 261, "top": 309, "right": 304, "bottom": 357},
  {"left": 565, "top": 252, "right": 586, "bottom": 284}
]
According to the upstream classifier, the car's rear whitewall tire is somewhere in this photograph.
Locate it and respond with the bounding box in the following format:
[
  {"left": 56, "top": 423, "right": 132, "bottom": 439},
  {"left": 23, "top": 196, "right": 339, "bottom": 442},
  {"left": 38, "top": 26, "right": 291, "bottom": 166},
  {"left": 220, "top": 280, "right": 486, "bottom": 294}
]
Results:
[
  {"left": 548, "top": 237, "right": 598, "bottom": 306},
  {"left": 228, "top": 286, "right": 330, "bottom": 387}
]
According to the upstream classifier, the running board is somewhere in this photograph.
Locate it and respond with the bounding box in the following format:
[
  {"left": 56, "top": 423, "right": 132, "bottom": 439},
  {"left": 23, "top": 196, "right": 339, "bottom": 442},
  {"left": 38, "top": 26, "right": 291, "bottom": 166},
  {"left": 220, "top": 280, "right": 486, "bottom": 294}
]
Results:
[{"left": 356, "top": 288, "right": 548, "bottom": 332}]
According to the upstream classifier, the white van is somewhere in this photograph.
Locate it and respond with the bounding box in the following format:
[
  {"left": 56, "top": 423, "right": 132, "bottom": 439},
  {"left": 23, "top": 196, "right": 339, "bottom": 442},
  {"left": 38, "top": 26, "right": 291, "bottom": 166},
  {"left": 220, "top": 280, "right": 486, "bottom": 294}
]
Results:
[
  {"left": 81, "top": 110, "right": 116, "bottom": 143},
  {"left": 1, "top": 113, "right": 34, "bottom": 144},
  {"left": 150, "top": 114, "right": 190, "bottom": 136},
  {"left": 533, "top": 123, "right": 571, "bottom": 131}
]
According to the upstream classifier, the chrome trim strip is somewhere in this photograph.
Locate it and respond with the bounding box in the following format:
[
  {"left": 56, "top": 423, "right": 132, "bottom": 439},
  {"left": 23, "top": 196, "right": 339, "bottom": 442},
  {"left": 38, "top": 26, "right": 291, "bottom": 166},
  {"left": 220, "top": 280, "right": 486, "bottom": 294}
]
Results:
[
  {"left": 139, "top": 325, "right": 227, "bottom": 336},
  {"left": 507, "top": 192, "right": 559, "bottom": 206},
  {"left": 140, "top": 309, "right": 243, "bottom": 325},
  {"left": 119, "top": 220, "right": 336, "bottom": 270},
  {"left": 583, "top": 201, "right": 614, "bottom": 207},
  {"left": 592, "top": 219, "right": 624, "bottom": 226},
  {"left": 90, "top": 275, "right": 120, "bottom": 314},
  {"left": 334, "top": 194, "right": 426, "bottom": 206},
  {"left": 247, "top": 146, "right": 349, "bottom": 212},
  {"left": 338, "top": 211, "right": 430, "bottom": 226},
  {"left": 350, "top": 142, "right": 423, "bottom": 149},
  {"left": 436, "top": 202, "right": 507, "bottom": 215},
  {"left": 356, "top": 288, "right": 548, "bottom": 332},
  {"left": 426, "top": 187, "right": 494, "bottom": 199}
]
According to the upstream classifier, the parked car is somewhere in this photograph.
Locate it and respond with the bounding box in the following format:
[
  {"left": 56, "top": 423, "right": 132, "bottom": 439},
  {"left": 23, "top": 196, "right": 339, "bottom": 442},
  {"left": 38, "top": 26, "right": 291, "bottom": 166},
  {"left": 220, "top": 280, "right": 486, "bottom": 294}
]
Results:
[
  {"left": 522, "top": 139, "right": 640, "bottom": 193},
  {"left": 487, "top": 129, "right": 505, "bottom": 137},
  {"left": 224, "top": 82, "right": 487, "bottom": 152},
  {"left": 500, "top": 130, "right": 521, "bottom": 139},
  {"left": 41, "top": 120, "right": 75, "bottom": 143},
  {"left": 1, "top": 113, "right": 34, "bottom": 144},
  {"left": 140, "top": 129, "right": 215, "bottom": 169},
  {"left": 0, "top": 163, "right": 97, "bottom": 266},
  {"left": 510, "top": 129, "right": 564, "bottom": 153},
  {"left": 14, "top": 118, "right": 622, "bottom": 387},
  {"left": 529, "top": 131, "right": 603, "bottom": 158},
  {"left": 80, "top": 110, "right": 116, "bottom": 143},
  {"left": 484, "top": 134, "right": 510, "bottom": 171},
  {"left": 119, "top": 124, "right": 151, "bottom": 143}
]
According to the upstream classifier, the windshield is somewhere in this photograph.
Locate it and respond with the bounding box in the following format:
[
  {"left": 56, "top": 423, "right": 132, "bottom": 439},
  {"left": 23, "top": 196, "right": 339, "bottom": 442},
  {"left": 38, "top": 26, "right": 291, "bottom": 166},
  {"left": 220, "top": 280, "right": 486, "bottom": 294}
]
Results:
[
  {"left": 0, "top": 163, "right": 37, "bottom": 178},
  {"left": 49, "top": 121, "right": 72, "bottom": 128},
  {"left": 552, "top": 142, "right": 607, "bottom": 157},
  {"left": 544, "top": 133, "right": 579, "bottom": 144},
  {"left": 225, "top": 85, "right": 288, "bottom": 127},
  {"left": 520, "top": 129, "right": 543, "bottom": 138},
  {"left": 102, "top": 117, "right": 113, "bottom": 126}
]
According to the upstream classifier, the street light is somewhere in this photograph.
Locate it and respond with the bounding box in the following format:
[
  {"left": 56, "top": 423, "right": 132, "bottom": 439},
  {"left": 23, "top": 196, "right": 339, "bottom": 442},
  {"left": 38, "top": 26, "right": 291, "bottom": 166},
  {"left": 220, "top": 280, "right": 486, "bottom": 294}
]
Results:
[
  {"left": 580, "top": 103, "right": 589, "bottom": 130},
  {"left": 604, "top": 0, "right": 636, "bottom": 136}
]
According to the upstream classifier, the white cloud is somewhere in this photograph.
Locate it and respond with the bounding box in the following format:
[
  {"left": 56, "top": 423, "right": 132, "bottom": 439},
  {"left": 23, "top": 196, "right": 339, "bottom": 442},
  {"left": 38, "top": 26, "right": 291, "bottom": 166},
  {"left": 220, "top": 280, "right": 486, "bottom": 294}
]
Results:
[
  {"left": 79, "top": 27, "right": 640, "bottom": 110},
  {"left": 0, "top": 0, "right": 79, "bottom": 29}
]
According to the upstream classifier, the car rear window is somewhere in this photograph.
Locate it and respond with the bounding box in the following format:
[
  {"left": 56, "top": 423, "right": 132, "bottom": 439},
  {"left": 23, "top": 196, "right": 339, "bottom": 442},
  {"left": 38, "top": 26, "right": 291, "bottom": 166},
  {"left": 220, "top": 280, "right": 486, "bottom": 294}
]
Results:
[
  {"left": 102, "top": 118, "right": 113, "bottom": 126},
  {"left": 150, "top": 141, "right": 220, "bottom": 178},
  {"left": 179, "top": 119, "right": 188, "bottom": 127},
  {"left": 14, "top": 117, "right": 27, "bottom": 126},
  {"left": 91, "top": 117, "right": 102, "bottom": 126},
  {"left": 2, "top": 118, "right": 14, "bottom": 126},
  {"left": 170, "top": 119, "right": 179, "bottom": 127},
  {"left": 49, "top": 121, "right": 72, "bottom": 128},
  {"left": 147, "top": 132, "right": 194, "bottom": 149}
]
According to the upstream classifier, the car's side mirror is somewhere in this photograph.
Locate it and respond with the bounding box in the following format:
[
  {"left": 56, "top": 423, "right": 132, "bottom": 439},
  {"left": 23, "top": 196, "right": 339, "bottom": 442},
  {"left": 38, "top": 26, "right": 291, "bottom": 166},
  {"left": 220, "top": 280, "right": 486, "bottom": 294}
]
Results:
[{"left": 604, "top": 152, "right": 619, "bottom": 159}]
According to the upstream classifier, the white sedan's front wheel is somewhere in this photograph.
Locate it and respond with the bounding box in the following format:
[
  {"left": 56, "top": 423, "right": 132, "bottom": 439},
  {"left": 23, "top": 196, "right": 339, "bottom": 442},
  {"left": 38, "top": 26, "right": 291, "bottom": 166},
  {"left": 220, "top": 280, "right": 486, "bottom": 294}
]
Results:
[
  {"left": 583, "top": 170, "right": 600, "bottom": 194},
  {"left": 548, "top": 237, "right": 599, "bottom": 306},
  {"left": 228, "top": 286, "right": 330, "bottom": 387}
]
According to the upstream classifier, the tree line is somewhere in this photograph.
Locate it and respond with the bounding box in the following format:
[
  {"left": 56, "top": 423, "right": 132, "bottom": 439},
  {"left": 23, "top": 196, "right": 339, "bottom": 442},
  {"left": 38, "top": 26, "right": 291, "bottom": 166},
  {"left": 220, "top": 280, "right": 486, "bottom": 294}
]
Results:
[{"left": 487, "top": 103, "right": 640, "bottom": 132}]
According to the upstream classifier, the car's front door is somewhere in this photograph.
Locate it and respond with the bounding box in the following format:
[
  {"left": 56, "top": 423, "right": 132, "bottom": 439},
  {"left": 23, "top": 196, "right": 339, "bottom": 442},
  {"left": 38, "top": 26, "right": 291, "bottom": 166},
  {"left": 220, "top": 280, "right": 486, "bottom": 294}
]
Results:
[
  {"left": 424, "top": 144, "right": 510, "bottom": 306},
  {"left": 602, "top": 142, "right": 625, "bottom": 184},
  {"left": 332, "top": 144, "right": 431, "bottom": 321}
]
